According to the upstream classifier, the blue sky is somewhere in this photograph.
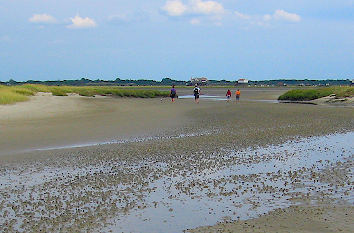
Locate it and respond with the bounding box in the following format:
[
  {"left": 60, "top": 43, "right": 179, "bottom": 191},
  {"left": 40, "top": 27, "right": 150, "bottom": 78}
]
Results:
[{"left": 0, "top": 0, "right": 353, "bottom": 81}]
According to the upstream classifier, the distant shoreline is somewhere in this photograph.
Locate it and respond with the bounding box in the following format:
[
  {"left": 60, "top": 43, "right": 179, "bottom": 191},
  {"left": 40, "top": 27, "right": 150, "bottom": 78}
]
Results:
[
  {"left": 0, "top": 84, "right": 169, "bottom": 105},
  {"left": 2, "top": 77, "right": 352, "bottom": 87}
]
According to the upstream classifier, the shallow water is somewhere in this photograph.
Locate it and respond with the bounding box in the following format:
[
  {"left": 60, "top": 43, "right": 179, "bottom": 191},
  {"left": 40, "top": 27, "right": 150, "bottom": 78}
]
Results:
[
  {"left": 179, "top": 95, "right": 279, "bottom": 103},
  {"left": 104, "top": 132, "right": 354, "bottom": 233},
  {"left": 2, "top": 131, "right": 215, "bottom": 155},
  {"left": 0, "top": 132, "right": 352, "bottom": 232}
]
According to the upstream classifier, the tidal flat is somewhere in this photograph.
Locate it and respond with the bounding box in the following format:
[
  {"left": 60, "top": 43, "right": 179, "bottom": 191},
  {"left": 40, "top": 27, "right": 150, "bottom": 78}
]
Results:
[{"left": 0, "top": 88, "right": 353, "bottom": 232}]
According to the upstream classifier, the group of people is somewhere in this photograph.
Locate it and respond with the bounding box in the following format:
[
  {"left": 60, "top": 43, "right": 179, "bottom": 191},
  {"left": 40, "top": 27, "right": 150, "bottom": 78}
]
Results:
[
  {"left": 226, "top": 89, "right": 241, "bottom": 102},
  {"left": 170, "top": 84, "right": 241, "bottom": 103}
]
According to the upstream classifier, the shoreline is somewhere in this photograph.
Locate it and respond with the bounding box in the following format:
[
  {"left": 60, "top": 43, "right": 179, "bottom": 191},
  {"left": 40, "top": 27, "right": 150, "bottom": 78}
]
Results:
[
  {"left": 0, "top": 93, "right": 197, "bottom": 158},
  {"left": 279, "top": 96, "right": 354, "bottom": 107},
  {"left": 189, "top": 204, "right": 354, "bottom": 233},
  {"left": 1, "top": 88, "right": 353, "bottom": 232},
  {"left": 2, "top": 131, "right": 352, "bottom": 232}
]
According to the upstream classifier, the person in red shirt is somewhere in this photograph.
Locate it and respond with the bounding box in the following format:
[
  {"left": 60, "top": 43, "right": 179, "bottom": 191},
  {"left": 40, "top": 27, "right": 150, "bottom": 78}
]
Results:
[{"left": 226, "top": 89, "right": 232, "bottom": 102}]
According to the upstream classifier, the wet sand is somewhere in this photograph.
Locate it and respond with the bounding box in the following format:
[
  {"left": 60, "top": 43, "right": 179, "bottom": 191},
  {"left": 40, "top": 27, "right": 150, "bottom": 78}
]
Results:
[
  {"left": 0, "top": 88, "right": 289, "bottom": 157},
  {"left": 190, "top": 205, "right": 354, "bottom": 233},
  {"left": 0, "top": 88, "right": 353, "bottom": 232}
]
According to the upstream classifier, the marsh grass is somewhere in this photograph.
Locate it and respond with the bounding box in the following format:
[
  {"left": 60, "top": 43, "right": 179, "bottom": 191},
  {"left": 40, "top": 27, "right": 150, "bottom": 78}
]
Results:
[
  {"left": 50, "top": 87, "right": 69, "bottom": 96},
  {"left": 278, "top": 86, "right": 354, "bottom": 101},
  {"left": 0, "top": 89, "right": 29, "bottom": 104},
  {"left": 0, "top": 85, "right": 169, "bottom": 105}
]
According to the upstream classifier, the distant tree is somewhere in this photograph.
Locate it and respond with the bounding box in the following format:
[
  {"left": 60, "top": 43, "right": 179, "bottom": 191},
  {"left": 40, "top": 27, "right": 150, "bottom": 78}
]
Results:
[
  {"left": 161, "top": 78, "right": 173, "bottom": 84},
  {"left": 8, "top": 79, "right": 18, "bottom": 85}
]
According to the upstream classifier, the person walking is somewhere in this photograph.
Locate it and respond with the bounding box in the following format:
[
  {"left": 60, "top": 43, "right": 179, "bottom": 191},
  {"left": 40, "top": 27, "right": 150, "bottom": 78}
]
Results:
[
  {"left": 170, "top": 85, "right": 177, "bottom": 102},
  {"left": 193, "top": 84, "right": 200, "bottom": 104},
  {"left": 235, "top": 89, "right": 241, "bottom": 102},
  {"left": 226, "top": 89, "right": 232, "bottom": 102}
]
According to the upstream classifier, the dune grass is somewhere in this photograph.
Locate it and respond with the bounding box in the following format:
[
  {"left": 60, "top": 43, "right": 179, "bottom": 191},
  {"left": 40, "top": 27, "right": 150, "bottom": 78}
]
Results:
[
  {"left": 0, "top": 85, "right": 170, "bottom": 105},
  {"left": 278, "top": 86, "right": 354, "bottom": 101},
  {"left": 0, "top": 89, "right": 30, "bottom": 104}
]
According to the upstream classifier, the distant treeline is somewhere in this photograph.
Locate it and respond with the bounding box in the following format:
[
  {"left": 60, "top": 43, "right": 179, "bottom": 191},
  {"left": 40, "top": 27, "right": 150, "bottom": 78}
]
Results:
[{"left": 1, "top": 78, "right": 353, "bottom": 86}]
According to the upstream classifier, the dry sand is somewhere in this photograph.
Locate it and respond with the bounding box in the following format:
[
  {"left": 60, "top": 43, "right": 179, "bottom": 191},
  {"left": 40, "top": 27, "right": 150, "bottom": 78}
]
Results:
[
  {"left": 279, "top": 95, "right": 354, "bottom": 106},
  {"left": 0, "top": 88, "right": 353, "bottom": 232},
  {"left": 313, "top": 95, "right": 354, "bottom": 106},
  {"left": 0, "top": 92, "right": 200, "bottom": 157}
]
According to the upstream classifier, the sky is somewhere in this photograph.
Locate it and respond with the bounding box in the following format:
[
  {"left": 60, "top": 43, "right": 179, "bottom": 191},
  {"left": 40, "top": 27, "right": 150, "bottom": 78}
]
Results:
[{"left": 0, "top": 0, "right": 353, "bottom": 81}]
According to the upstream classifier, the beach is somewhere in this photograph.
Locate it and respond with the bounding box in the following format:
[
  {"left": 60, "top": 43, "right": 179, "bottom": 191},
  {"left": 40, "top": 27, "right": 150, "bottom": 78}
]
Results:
[{"left": 0, "top": 88, "right": 353, "bottom": 232}]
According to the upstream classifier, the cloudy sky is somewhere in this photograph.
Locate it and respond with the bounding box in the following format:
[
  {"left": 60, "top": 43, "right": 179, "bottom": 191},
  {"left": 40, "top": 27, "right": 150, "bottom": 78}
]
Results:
[{"left": 0, "top": 0, "right": 353, "bottom": 81}]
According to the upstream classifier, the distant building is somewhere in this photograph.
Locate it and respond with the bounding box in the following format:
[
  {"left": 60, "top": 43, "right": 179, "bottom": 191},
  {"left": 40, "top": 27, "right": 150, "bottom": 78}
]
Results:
[
  {"left": 277, "top": 82, "right": 287, "bottom": 86},
  {"left": 190, "top": 77, "right": 208, "bottom": 85},
  {"left": 237, "top": 79, "right": 249, "bottom": 85}
]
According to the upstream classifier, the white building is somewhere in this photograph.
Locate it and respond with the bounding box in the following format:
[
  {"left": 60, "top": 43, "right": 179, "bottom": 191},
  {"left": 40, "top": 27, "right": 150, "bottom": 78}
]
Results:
[
  {"left": 191, "top": 77, "right": 208, "bottom": 85},
  {"left": 237, "top": 79, "right": 249, "bottom": 84}
]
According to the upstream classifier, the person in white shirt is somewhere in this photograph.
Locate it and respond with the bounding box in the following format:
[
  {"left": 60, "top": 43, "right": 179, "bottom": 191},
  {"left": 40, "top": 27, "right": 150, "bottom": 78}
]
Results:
[{"left": 193, "top": 84, "right": 200, "bottom": 104}]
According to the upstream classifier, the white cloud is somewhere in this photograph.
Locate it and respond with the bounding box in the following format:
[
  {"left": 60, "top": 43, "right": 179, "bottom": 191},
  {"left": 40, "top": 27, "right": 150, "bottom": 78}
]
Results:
[
  {"left": 29, "top": 14, "right": 57, "bottom": 24},
  {"left": 235, "top": 11, "right": 251, "bottom": 20},
  {"left": 263, "top": 14, "right": 272, "bottom": 21},
  {"left": 273, "top": 10, "right": 301, "bottom": 22},
  {"left": 162, "top": 0, "right": 187, "bottom": 16},
  {"left": 162, "top": 0, "right": 224, "bottom": 16},
  {"left": 233, "top": 9, "right": 301, "bottom": 27},
  {"left": 190, "top": 0, "right": 224, "bottom": 15},
  {"left": 67, "top": 15, "right": 97, "bottom": 29},
  {"left": 161, "top": 2, "right": 300, "bottom": 27}
]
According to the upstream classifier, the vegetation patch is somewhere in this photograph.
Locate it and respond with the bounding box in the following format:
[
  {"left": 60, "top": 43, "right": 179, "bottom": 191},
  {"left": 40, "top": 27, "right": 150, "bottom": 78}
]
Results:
[
  {"left": 278, "top": 86, "right": 354, "bottom": 101},
  {"left": 0, "top": 85, "right": 169, "bottom": 105},
  {"left": 0, "top": 89, "right": 29, "bottom": 104}
]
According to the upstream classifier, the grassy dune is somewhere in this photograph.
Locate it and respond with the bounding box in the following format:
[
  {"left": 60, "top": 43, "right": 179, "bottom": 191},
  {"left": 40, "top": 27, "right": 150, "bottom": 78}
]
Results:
[
  {"left": 278, "top": 86, "right": 354, "bottom": 101},
  {"left": 0, "top": 85, "right": 170, "bottom": 105}
]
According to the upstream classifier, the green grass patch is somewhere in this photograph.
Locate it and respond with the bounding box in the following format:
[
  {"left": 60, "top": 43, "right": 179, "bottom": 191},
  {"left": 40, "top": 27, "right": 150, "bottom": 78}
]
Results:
[
  {"left": 49, "top": 87, "right": 69, "bottom": 96},
  {"left": 278, "top": 86, "right": 354, "bottom": 101},
  {"left": 0, "top": 88, "right": 29, "bottom": 104},
  {"left": 10, "top": 87, "right": 36, "bottom": 96},
  {"left": 0, "top": 85, "right": 169, "bottom": 105}
]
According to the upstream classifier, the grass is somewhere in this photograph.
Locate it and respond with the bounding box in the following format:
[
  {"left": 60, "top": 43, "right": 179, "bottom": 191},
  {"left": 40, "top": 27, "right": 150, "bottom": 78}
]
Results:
[
  {"left": 0, "top": 89, "right": 30, "bottom": 104},
  {"left": 278, "top": 86, "right": 354, "bottom": 101},
  {"left": 0, "top": 85, "right": 170, "bottom": 105}
]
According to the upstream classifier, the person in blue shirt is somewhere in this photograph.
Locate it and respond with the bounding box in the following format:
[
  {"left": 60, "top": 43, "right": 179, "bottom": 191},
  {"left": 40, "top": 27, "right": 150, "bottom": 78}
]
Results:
[{"left": 170, "top": 85, "right": 177, "bottom": 102}]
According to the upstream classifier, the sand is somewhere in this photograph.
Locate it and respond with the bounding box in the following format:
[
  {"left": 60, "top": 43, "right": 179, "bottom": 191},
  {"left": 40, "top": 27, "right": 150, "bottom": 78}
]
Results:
[
  {"left": 0, "top": 88, "right": 353, "bottom": 232},
  {"left": 0, "top": 88, "right": 291, "bottom": 158},
  {"left": 189, "top": 205, "right": 354, "bottom": 233},
  {"left": 279, "top": 96, "right": 354, "bottom": 106},
  {"left": 0, "top": 92, "right": 198, "bottom": 157},
  {"left": 313, "top": 95, "right": 354, "bottom": 106}
]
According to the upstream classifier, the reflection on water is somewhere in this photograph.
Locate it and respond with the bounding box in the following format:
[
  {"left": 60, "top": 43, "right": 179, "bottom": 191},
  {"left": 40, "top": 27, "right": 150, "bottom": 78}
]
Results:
[
  {"left": 178, "top": 95, "right": 224, "bottom": 100},
  {"left": 179, "top": 95, "right": 279, "bottom": 103},
  {"left": 1, "top": 132, "right": 352, "bottom": 233},
  {"left": 105, "top": 132, "right": 353, "bottom": 233}
]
